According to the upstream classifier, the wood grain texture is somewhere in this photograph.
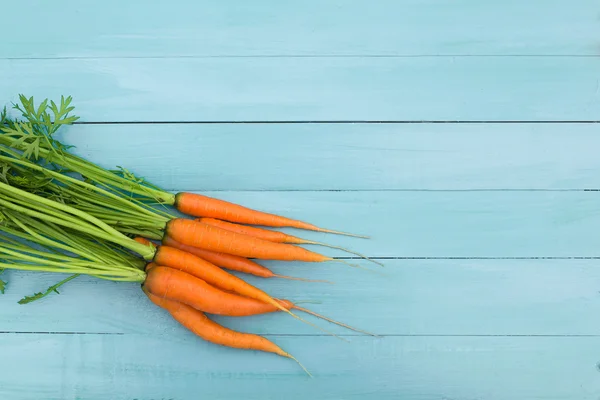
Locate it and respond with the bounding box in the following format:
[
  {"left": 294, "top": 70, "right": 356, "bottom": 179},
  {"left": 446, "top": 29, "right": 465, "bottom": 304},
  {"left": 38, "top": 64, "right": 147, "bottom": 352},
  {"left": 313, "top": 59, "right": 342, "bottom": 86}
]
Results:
[
  {"left": 57, "top": 123, "right": 600, "bottom": 190},
  {"left": 2, "top": 56, "right": 598, "bottom": 121},
  {"left": 2, "top": 259, "right": 600, "bottom": 336},
  {"left": 3, "top": 0, "right": 600, "bottom": 398},
  {"left": 152, "top": 190, "right": 600, "bottom": 258},
  {"left": 3, "top": 334, "right": 599, "bottom": 400},
  {"left": 3, "top": 0, "right": 597, "bottom": 57}
]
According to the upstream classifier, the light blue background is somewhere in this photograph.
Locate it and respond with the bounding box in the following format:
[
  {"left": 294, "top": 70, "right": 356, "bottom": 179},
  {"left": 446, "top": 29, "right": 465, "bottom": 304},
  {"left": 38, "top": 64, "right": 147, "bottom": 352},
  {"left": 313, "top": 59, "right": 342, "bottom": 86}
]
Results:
[{"left": 2, "top": 1, "right": 600, "bottom": 399}]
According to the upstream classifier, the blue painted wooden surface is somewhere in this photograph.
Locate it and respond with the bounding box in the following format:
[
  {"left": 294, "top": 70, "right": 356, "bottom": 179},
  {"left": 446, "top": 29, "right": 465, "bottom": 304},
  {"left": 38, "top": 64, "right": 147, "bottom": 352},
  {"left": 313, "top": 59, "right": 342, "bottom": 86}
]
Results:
[
  {"left": 3, "top": 57, "right": 600, "bottom": 121},
  {"left": 2, "top": 1, "right": 600, "bottom": 399}
]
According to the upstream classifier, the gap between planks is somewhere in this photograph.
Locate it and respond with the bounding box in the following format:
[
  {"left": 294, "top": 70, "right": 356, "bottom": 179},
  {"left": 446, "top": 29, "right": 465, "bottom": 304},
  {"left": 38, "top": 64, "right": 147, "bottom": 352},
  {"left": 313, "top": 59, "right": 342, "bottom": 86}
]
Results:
[
  {"left": 2, "top": 332, "right": 600, "bottom": 337},
  {"left": 336, "top": 256, "right": 600, "bottom": 260},
  {"left": 73, "top": 120, "right": 600, "bottom": 124},
  {"left": 159, "top": 189, "right": 600, "bottom": 192},
  {"left": 5, "top": 55, "right": 600, "bottom": 60}
]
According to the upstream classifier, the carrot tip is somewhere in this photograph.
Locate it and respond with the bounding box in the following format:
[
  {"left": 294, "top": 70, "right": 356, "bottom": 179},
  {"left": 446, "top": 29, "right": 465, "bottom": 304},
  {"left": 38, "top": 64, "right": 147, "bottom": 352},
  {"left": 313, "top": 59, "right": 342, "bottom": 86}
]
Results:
[
  {"left": 293, "top": 305, "right": 379, "bottom": 337},
  {"left": 293, "top": 299, "right": 323, "bottom": 305},
  {"left": 285, "top": 353, "right": 313, "bottom": 377},
  {"left": 330, "top": 259, "right": 386, "bottom": 276},
  {"left": 304, "top": 240, "right": 384, "bottom": 267},
  {"left": 284, "top": 307, "right": 349, "bottom": 343},
  {"left": 331, "top": 259, "right": 369, "bottom": 271},
  {"left": 316, "top": 228, "right": 370, "bottom": 239}
]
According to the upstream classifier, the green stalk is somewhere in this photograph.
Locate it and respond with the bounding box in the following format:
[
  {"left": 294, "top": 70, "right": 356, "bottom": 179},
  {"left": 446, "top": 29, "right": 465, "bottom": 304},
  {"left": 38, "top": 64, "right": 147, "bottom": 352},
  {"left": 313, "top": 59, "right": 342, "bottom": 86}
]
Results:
[
  {"left": 0, "top": 245, "right": 118, "bottom": 271},
  {"left": 0, "top": 194, "right": 153, "bottom": 259},
  {"left": 3, "top": 215, "right": 110, "bottom": 265},
  {"left": 0, "top": 150, "right": 170, "bottom": 231},
  {"left": 0, "top": 210, "right": 146, "bottom": 276},
  {"left": 40, "top": 158, "right": 171, "bottom": 220},
  {"left": 0, "top": 242, "right": 81, "bottom": 263},
  {"left": 0, "top": 262, "right": 145, "bottom": 281},
  {"left": 0, "top": 192, "right": 104, "bottom": 235},
  {"left": 63, "top": 184, "right": 170, "bottom": 222},
  {"left": 65, "top": 153, "right": 173, "bottom": 202},
  {"left": 115, "top": 227, "right": 164, "bottom": 240},
  {"left": 0, "top": 224, "right": 89, "bottom": 259},
  {"left": 0, "top": 135, "right": 173, "bottom": 203},
  {"left": 38, "top": 219, "right": 145, "bottom": 269},
  {"left": 0, "top": 180, "right": 125, "bottom": 237},
  {"left": 1, "top": 96, "right": 175, "bottom": 204}
]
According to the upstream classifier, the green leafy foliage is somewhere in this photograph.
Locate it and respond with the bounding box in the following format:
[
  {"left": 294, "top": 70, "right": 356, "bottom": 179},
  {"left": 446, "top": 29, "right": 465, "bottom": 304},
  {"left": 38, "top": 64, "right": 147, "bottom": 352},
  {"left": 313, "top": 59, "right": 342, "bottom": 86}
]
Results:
[
  {"left": 2, "top": 95, "right": 167, "bottom": 204},
  {"left": 0, "top": 95, "right": 79, "bottom": 162},
  {"left": 0, "top": 107, "right": 7, "bottom": 126},
  {"left": 2, "top": 122, "right": 42, "bottom": 160},
  {"left": 0, "top": 268, "right": 5, "bottom": 294},
  {"left": 18, "top": 274, "right": 79, "bottom": 304},
  {"left": 14, "top": 94, "right": 79, "bottom": 136}
]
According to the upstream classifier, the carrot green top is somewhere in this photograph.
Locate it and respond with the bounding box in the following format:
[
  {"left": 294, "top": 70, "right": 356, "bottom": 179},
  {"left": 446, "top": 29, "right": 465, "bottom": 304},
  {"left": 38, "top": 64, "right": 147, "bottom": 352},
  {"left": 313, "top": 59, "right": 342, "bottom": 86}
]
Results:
[
  {"left": 0, "top": 95, "right": 176, "bottom": 206},
  {"left": 0, "top": 206, "right": 148, "bottom": 304}
]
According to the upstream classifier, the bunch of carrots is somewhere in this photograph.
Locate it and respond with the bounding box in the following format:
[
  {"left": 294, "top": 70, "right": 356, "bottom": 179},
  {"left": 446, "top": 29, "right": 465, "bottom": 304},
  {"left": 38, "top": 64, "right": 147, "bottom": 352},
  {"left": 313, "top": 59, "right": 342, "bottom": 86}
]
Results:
[{"left": 0, "top": 95, "right": 379, "bottom": 375}]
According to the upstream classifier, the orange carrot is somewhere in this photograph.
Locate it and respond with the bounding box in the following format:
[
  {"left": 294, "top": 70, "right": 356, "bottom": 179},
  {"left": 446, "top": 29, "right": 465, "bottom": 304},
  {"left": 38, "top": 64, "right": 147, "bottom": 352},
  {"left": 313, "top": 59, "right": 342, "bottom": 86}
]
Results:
[
  {"left": 154, "top": 245, "right": 282, "bottom": 306},
  {"left": 175, "top": 192, "right": 366, "bottom": 238},
  {"left": 166, "top": 219, "right": 358, "bottom": 268},
  {"left": 161, "top": 236, "right": 332, "bottom": 283},
  {"left": 153, "top": 245, "right": 340, "bottom": 335},
  {"left": 134, "top": 236, "right": 156, "bottom": 247},
  {"left": 197, "top": 217, "right": 295, "bottom": 242},
  {"left": 145, "top": 265, "right": 275, "bottom": 316},
  {"left": 145, "top": 261, "right": 158, "bottom": 271},
  {"left": 144, "top": 289, "right": 311, "bottom": 376},
  {"left": 144, "top": 265, "right": 374, "bottom": 336},
  {"left": 198, "top": 217, "right": 383, "bottom": 266}
]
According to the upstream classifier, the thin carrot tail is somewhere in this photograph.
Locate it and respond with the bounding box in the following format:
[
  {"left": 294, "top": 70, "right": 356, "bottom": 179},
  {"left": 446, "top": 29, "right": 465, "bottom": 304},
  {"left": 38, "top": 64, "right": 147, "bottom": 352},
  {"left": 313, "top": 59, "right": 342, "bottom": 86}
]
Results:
[
  {"left": 305, "top": 240, "right": 383, "bottom": 267},
  {"left": 331, "top": 259, "right": 371, "bottom": 271},
  {"left": 293, "top": 300, "right": 322, "bottom": 305},
  {"left": 330, "top": 259, "right": 387, "bottom": 276},
  {"left": 262, "top": 292, "right": 347, "bottom": 341},
  {"left": 310, "top": 227, "right": 370, "bottom": 239},
  {"left": 273, "top": 274, "right": 334, "bottom": 284},
  {"left": 282, "top": 352, "right": 313, "bottom": 377},
  {"left": 293, "top": 305, "right": 379, "bottom": 337},
  {"left": 278, "top": 306, "right": 349, "bottom": 343}
]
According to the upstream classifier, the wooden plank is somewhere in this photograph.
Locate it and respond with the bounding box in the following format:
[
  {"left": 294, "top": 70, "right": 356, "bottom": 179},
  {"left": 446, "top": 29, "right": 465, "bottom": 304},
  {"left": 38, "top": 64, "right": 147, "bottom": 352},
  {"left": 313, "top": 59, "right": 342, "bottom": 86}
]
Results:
[
  {"left": 58, "top": 123, "right": 600, "bottom": 191},
  {"left": 2, "top": 334, "right": 599, "bottom": 399},
  {"left": 171, "top": 190, "right": 600, "bottom": 258},
  {"left": 2, "top": 259, "right": 600, "bottom": 336},
  {"left": 1, "top": 190, "right": 597, "bottom": 259},
  {"left": 3, "top": 1, "right": 597, "bottom": 57},
  {"left": 2, "top": 57, "right": 598, "bottom": 121}
]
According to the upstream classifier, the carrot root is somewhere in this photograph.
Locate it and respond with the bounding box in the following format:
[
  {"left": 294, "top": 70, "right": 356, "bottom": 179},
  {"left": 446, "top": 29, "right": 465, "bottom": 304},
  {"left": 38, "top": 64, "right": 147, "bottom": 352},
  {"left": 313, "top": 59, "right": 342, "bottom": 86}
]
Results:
[
  {"left": 330, "top": 258, "right": 372, "bottom": 272},
  {"left": 310, "top": 228, "right": 370, "bottom": 239},
  {"left": 145, "top": 289, "right": 311, "bottom": 376},
  {"left": 175, "top": 192, "right": 365, "bottom": 239},
  {"left": 303, "top": 240, "right": 383, "bottom": 267},
  {"left": 155, "top": 246, "right": 346, "bottom": 339},
  {"left": 166, "top": 219, "right": 334, "bottom": 262},
  {"left": 293, "top": 299, "right": 322, "bottom": 305},
  {"left": 287, "top": 310, "right": 350, "bottom": 343},
  {"left": 284, "top": 353, "right": 313, "bottom": 378},
  {"left": 293, "top": 305, "right": 379, "bottom": 337}
]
